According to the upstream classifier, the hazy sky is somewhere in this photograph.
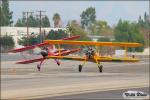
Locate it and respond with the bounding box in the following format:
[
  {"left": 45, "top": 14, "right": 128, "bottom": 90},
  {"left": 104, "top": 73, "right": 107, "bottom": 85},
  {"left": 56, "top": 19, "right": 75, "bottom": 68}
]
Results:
[{"left": 10, "top": 1, "right": 149, "bottom": 27}]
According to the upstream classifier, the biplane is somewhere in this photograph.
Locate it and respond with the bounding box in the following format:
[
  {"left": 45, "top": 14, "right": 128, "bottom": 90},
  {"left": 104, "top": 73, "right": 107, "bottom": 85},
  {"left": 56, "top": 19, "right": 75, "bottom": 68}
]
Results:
[
  {"left": 43, "top": 40, "right": 142, "bottom": 72},
  {"left": 8, "top": 35, "right": 81, "bottom": 71}
]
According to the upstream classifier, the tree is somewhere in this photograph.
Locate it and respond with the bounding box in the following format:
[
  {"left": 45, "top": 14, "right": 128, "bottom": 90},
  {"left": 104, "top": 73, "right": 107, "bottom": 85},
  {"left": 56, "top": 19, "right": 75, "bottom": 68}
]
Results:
[
  {"left": 15, "top": 14, "right": 50, "bottom": 27},
  {"left": 138, "top": 15, "right": 144, "bottom": 27},
  {"left": 138, "top": 27, "right": 149, "bottom": 47},
  {"left": 0, "top": 0, "right": 13, "bottom": 26},
  {"left": 114, "top": 20, "right": 145, "bottom": 52},
  {"left": 18, "top": 35, "right": 39, "bottom": 46},
  {"left": 80, "top": 7, "right": 96, "bottom": 31},
  {"left": 66, "top": 20, "right": 91, "bottom": 41},
  {"left": 15, "top": 15, "right": 33, "bottom": 27},
  {"left": 28, "top": 15, "right": 37, "bottom": 27},
  {"left": 90, "top": 20, "right": 109, "bottom": 35},
  {"left": 138, "top": 12, "right": 150, "bottom": 29},
  {"left": 53, "top": 13, "right": 61, "bottom": 28},
  {"left": 41, "top": 16, "right": 50, "bottom": 27},
  {"left": 144, "top": 12, "right": 148, "bottom": 22},
  {"left": 137, "top": 12, "right": 149, "bottom": 47},
  {"left": 46, "top": 29, "right": 68, "bottom": 40},
  {"left": 0, "top": 35, "right": 14, "bottom": 52},
  {"left": 98, "top": 37, "right": 110, "bottom": 42},
  {"left": 15, "top": 18, "right": 24, "bottom": 27}
]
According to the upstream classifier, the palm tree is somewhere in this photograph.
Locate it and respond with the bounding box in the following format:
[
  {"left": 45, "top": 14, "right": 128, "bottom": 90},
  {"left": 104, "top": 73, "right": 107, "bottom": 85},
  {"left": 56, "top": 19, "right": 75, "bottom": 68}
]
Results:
[{"left": 52, "top": 13, "right": 61, "bottom": 28}]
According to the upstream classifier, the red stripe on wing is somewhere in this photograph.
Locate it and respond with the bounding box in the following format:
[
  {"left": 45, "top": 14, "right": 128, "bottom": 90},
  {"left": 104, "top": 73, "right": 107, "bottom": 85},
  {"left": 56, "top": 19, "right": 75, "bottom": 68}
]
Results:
[
  {"left": 16, "top": 57, "right": 44, "bottom": 64},
  {"left": 8, "top": 42, "right": 49, "bottom": 53},
  {"left": 8, "top": 35, "right": 80, "bottom": 53}
]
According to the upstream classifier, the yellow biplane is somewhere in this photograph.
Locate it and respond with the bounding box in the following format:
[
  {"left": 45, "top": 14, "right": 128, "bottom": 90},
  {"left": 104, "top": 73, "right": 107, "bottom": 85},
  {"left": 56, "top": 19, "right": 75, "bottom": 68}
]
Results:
[{"left": 44, "top": 40, "right": 142, "bottom": 72}]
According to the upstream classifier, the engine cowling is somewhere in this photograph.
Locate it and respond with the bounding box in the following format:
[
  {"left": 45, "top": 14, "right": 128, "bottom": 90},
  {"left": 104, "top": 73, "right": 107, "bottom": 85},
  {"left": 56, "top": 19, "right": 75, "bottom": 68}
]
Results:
[
  {"left": 41, "top": 49, "right": 48, "bottom": 58},
  {"left": 85, "top": 48, "right": 95, "bottom": 59}
]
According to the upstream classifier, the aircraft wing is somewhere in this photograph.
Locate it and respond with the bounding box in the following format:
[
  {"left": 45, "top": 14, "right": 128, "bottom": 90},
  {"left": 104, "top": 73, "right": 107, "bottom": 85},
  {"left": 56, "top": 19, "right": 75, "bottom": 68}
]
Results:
[
  {"left": 16, "top": 58, "right": 44, "bottom": 64},
  {"left": 96, "top": 56, "right": 140, "bottom": 62},
  {"left": 8, "top": 42, "right": 49, "bottom": 53},
  {"left": 46, "top": 56, "right": 139, "bottom": 63},
  {"left": 16, "top": 48, "right": 81, "bottom": 64},
  {"left": 44, "top": 40, "right": 142, "bottom": 47},
  {"left": 8, "top": 35, "right": 80, "bottom": 53},
  {"left": 47, "top": 56, "right": 86, "bottom": 61}
]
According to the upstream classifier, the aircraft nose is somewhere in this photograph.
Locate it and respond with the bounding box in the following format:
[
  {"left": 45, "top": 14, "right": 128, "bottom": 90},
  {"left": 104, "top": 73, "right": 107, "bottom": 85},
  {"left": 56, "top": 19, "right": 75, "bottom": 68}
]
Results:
[{"left": 41, "top": 51, "right": 48, "bottom": 58}]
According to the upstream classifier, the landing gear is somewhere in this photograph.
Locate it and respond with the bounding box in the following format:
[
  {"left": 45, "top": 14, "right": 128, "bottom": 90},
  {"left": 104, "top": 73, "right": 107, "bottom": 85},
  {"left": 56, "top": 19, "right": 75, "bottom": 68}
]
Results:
[
  {"left": 78, "top": 64, "right": 83, "bottom": 72},
  {"left": 37, "top": 64, "right": 41, "bottom": 71},
  {"left": 57, "top": 62, "right": 60, "bottom": 66},
  {"left": 41, "top": 51, "right": 48, "bottom": 58},
  {"left": 98, "top": 65, "right": 103, "bottom": 73}
]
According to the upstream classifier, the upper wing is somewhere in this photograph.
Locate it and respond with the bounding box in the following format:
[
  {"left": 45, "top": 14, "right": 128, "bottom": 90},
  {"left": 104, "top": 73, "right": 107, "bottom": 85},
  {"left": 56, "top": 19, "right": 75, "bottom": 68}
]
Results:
[
  {"left": 44, "top": 40, "right": 142, "bottom": 47},
  {"left": 8, "top": 42, "right": 49, "bottom": 53}
]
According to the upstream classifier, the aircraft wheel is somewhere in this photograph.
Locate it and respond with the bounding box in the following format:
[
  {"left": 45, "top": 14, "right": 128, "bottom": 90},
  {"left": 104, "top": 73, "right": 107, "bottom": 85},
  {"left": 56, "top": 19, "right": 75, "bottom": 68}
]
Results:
[
  {"left": 78, "top": 65, "right": 83, "bottom": 72},
  {"left": 99, "top": 65, "right": 103, "bottom": 73},
  {"left": 37, "top": 64, "right": 41, "bottom": 71}
]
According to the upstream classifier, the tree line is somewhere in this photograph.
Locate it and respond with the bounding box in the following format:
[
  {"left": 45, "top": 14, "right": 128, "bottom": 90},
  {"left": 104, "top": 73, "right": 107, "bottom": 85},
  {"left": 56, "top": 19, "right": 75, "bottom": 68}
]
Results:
[
  {"left": 15, "top": 13, "right": 62, "bottom": 28},
  {"left": 0, "top": 0, "right": 13, "bottom": 26},
  {"left": 1, "top": 0, "right": 149, "bottom": 52},
  {"left": 0, "top": 35, "right": 15, "bottom": 52},
  {"left": 15, "top": 15, "right": 50, "bottom": 27}
]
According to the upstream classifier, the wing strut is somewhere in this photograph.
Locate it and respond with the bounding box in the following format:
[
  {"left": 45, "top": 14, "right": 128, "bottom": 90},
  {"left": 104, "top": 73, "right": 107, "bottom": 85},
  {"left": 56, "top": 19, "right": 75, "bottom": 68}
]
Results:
[
  {"left": 124, "top": 46, "right": 127, "bottom": 57},
  {"left": 58, "top": 44, "right": 61, "bottom": 56},
  {"left": 94, "top": 55, "right": 103, "bottom": 73},
  {"left": 96, "top": 46, "right": 100, "bottom": 56}
]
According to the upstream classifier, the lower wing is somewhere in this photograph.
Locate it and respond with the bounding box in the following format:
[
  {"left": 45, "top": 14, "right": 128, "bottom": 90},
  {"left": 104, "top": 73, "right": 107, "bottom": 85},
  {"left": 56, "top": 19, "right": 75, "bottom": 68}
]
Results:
[
  {"left": 47, "top": 56, "right": 86, "bottom": 61},
  {"left": 46, "top": 56, "right": 139, "bottom": 63},
  {"left": 8, "top": 43, "right": 49, "bottom": 53},
  {"left": 16, "top": 57, "right": 44, "bottom": 64},
  {"left": 16, "top": 49, "right": 81, "bottom": 64},
  {"left": 96, "top": 56, "right": 140, "bottom": 62}
]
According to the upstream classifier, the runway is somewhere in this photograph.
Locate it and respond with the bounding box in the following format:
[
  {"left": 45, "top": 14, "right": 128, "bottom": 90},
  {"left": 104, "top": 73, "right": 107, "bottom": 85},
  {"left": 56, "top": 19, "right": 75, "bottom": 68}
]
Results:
[
  {"left": 40, "top": 87, "right": 149, "bottom": 99},
  {"left": 1, "top": 54, "right": 149, "bottom": 99}
]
